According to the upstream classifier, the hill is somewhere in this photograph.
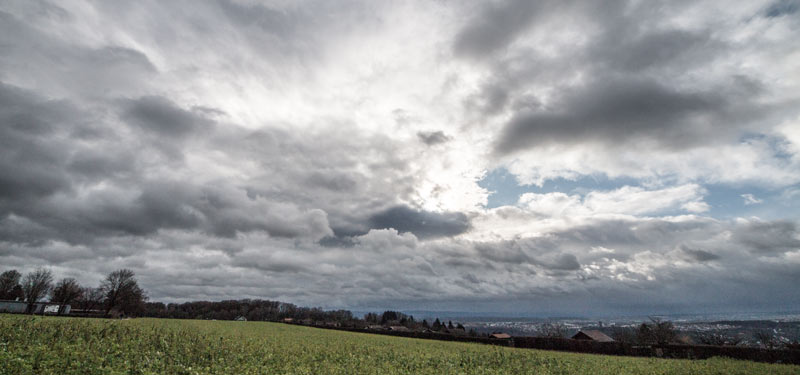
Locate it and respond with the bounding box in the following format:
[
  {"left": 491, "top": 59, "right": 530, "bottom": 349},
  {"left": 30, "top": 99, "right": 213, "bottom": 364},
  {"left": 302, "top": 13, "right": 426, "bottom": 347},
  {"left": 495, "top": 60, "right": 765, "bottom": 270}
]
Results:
[{"left": 1, "top": 314, "right": 798, "bottom": 374}]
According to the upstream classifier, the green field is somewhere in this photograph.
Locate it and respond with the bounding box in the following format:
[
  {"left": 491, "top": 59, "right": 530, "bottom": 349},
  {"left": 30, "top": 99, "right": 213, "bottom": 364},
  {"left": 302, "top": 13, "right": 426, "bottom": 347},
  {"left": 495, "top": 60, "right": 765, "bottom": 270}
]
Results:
[{"left": 1, "top": 314, "right": 798, "bottom": 375}]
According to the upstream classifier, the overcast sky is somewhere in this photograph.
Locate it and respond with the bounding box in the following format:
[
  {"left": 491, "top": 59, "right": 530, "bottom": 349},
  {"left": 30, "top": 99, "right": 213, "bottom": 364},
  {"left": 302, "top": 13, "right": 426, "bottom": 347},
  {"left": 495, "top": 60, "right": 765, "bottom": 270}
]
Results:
[{"left": 1, "top": 0, "right": 799, "bottom": 316}]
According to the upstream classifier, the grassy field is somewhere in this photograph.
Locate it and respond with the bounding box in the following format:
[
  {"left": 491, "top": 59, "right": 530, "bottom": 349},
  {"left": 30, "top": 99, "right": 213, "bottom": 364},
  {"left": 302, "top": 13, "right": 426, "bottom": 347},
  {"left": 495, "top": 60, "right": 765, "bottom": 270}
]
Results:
[{"left": 1, "top": 314, "right": 798, "bottom": 375}]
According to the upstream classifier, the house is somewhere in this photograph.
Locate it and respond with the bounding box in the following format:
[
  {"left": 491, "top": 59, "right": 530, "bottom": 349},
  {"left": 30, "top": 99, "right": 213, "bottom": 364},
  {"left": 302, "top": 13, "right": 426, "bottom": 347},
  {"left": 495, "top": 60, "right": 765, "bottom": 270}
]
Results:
[
  {"left": 235, "top": 316, "right": 247, "bottom": 321},
  {"left": 490, "top": 333, "right": 511, "bottom": 339},
  {"left": 571, "top": 330, "right": 614, "bottom": 342},
  {"left": 282, "top": 318, "right": 294, "bottom": 323},
  {"left": 388, "top": 326, "right": 409, "bottom": 332}
]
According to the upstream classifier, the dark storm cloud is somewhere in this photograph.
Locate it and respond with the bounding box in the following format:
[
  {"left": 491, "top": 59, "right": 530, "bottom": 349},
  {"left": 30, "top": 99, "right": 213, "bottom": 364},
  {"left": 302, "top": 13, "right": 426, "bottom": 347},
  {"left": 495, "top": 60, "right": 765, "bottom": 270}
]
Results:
[
  {"left": 368, "top": 206, "right": 470, "bottom": 239},
  {"left": 416, "top": 130, "right": 452, "bottom": 145},
  {"left": 494, "top": 77, "right": 751, "bottom": 155},
  {"left": 123, "top": 96, "right": 212, "bottom": 137},
  {"left": 318, "top": 235, "right": 357, "bottom": 248},
  {"left": 733, "top": 220, "right": 800, "bottom": 254},
  {"left": 453, "top": 1, "right": 790, "bottom": 158},
  {"left": 230, "top": 253, "right": 309, "bottom": 274},
  {"left": 545, "top": 253, "right": 581, "bottom": 270},
  {"left": 679, "top": 245, "right": 720, "bottom": 262},
  {"left": 56, "top": 180, "right": 332, "bottom": 242},
  {"left": 600, "top": 30, "right": 714, "bottom": 72},
  {"left": 452, "top": 0, "right": 549, "bottom": 59},
  {"left": 765, "top": 0, "right": 799, "bottom": 17},
  {"left": 304, "top": 171, "right": 358, "bottom": 192},
  {"left": 0, "top": 81, "right": 331, "bottom": 245},
  {"left": 0, "top": 83, "right": 83, "bottom": 204}
]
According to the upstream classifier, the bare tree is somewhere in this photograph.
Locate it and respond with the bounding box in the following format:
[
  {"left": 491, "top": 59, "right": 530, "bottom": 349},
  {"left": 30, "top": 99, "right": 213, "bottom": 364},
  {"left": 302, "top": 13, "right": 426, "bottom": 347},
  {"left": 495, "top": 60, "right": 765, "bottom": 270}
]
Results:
[
  {"left": 697, "top": 331, "right": 743, "bottom": 346},
  {"left": 0, "top": 269, "right": 24, "bottom": 301},
  {"left": 22, "top": 268, "right": 53, "bottom": 314},
  {"left": 637, "top": 318, "right": 677, "bottom": 345},
  {"left": 754, "top": 330, "right": 777, "bottom": 349},
  {"left": 51, "top": 278, "right": 83, "bottom": 315},
  {"left": 611, "top": 327, "right": 638, "bottom": 345},
  {"left": 100, "top": 269, "right": 147, "bottom": 317},
  {"left": 539, "top": 323, "right": 567, "bottom": 338},
  {"left": 75, "top": 287, "right": 105, "bottom": 312}
]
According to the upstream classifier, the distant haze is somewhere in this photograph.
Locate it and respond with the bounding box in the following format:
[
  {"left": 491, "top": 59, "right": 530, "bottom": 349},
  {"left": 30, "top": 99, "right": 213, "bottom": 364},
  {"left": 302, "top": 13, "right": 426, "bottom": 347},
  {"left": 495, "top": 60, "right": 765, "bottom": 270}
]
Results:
[{"left": 1, "top": 0, "right": 799, "bottom": 315}]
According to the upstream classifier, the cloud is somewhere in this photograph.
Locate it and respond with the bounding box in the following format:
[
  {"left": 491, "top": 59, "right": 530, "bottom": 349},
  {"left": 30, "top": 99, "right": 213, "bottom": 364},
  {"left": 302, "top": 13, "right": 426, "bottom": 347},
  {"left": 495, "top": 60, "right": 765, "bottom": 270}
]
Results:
[
  {"left": 733, "top": 220, "right": 800, "bottom": 254},
  {"left": 417, "top": 130, "right": 452, "bottom": 145},
  {"left": 122, "top": 96, "right": 212, "bottom": 137},
  {"left": 494, "top": 77, "right": 756, "bottom": 155},
  {"left": 458, "top": 0, "right": 800, "bottom": 189},
  {"left": 678, "top": 245, "right": 721, "bottom": 262},
  {"left": 368, "top": 206, "right": 471, "bottom": 239},
  {"left": 741, "top": 193, "right": 763, "bottom": 205},
  {"left": 0, "top": 81, "right": 334, "bottom": 244},
  {"left": 452, "top": 0, "right": 548, "bottom": 59},
  {"left": 517, "top": 184, "right": 709, "bottom": 216},
  {"left": 542, "top": 253, "right": 581, "bottom": 271},
  {"left": 0, "top": 9, "right": 156, "bottom": 98},
  {"left": 0, "top": 0, "right": 799, "bottom": 315},
  {"left": 765, "top": 0, "right": 799, "bottom": 17}
]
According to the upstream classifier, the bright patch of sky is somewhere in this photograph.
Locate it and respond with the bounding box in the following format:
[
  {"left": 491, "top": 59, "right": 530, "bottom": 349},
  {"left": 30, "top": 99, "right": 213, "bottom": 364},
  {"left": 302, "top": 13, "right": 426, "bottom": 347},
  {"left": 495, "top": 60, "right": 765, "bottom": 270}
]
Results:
[{"left": 480, "top": 168, "right": 800, "bottom": 220}]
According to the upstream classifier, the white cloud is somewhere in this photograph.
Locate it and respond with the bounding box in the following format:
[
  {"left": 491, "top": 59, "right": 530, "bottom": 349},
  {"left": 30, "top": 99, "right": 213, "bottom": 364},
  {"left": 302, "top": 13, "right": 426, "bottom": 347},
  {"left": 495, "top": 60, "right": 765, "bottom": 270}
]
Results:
[
  {"left": 741, "top": 193, "right": 763, "bottom": 205},
  {"left": 516, "top": 184, "right": 708, "bottom": 217}
]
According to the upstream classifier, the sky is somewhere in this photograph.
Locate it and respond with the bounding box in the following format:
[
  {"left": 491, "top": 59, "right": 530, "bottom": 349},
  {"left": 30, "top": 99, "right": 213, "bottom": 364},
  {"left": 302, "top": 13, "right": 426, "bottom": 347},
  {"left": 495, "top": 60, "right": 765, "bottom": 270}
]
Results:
[{"left": 1, "top": 0, "right": 799, "bottom": 317}]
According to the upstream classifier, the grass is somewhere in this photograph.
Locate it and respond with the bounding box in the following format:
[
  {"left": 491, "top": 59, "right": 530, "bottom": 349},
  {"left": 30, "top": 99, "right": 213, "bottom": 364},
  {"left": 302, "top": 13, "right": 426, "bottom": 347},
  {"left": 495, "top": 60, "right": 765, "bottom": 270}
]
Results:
[{"left": 1, "top": 314, "right": 798, "bottom": 374}]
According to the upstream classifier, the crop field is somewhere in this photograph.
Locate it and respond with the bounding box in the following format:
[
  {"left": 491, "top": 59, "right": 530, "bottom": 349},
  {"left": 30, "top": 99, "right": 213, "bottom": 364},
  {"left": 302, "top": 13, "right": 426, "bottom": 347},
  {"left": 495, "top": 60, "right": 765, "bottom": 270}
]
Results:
[{"left": 1, "top": 314, "right": 798, "bottom": 375}]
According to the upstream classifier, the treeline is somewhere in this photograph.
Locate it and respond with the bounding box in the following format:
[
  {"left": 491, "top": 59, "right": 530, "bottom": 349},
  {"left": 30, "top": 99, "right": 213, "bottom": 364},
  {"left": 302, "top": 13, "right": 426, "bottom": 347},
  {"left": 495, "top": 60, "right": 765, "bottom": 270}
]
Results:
[
  {"left": 140, "top": 302, "right": 474, "bottom": 335},
  {"left": 1, "top": 267, "right": 469, "bottom": 334},
  {"left": 606, "top": 318, "right": 799, "bottom": 350},
  {"left": 142, "top": 299, "right": 355, "bottom": 323},
  {"left": 364, "top": 311, "right": 471, "bottom": 333},
  {"left": 0, "top": 268, "right": 146, "bottom": 317}
]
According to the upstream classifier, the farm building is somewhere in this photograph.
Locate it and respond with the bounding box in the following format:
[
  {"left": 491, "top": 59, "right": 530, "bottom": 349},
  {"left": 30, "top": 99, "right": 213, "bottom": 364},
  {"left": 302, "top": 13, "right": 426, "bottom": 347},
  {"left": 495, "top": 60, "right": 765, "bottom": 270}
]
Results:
[
  {"left": 388, "top": 326, "right": 409, "bottom": 332},
  {"left": 0, "top": 300, "right": 26, "bottom": 313},
  {"left": 489, "top": 333, "right": 511, "bottom": 339},
  {"left": 0, "top": 300, "right": 70, "bottom": 314},
  {"left": 571, "top": 330, "right": 614, "bottom": 342}
]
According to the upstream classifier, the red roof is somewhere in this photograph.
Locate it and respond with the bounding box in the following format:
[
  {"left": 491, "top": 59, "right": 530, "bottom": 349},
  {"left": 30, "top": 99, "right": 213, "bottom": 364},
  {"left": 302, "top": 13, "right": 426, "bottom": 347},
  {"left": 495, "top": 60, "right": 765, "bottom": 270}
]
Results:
[{"left": 572, "top": 330, "right": 614, "bottom": 342}]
